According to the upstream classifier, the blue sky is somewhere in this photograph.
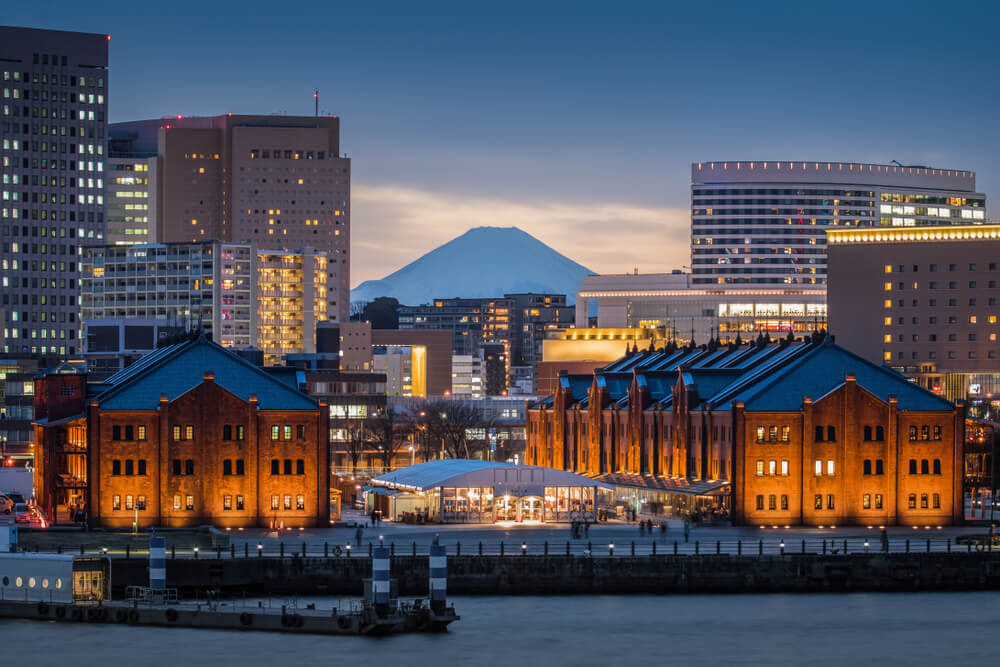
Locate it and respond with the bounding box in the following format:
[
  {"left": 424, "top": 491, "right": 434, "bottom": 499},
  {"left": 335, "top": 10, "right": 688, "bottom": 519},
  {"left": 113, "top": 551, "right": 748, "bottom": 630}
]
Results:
[{"left": 7, "top": 0, "right": 999, "bottom": 284}]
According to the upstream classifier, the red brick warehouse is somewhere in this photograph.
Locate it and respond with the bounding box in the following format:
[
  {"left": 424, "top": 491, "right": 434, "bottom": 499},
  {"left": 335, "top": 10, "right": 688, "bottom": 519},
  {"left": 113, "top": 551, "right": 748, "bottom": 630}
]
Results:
[{"left": 34, "top": 336, "right": 330, "bottom": 528}]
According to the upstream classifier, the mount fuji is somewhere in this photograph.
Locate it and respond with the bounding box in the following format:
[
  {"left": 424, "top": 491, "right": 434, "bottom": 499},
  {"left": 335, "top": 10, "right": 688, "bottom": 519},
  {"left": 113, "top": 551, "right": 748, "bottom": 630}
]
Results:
[{"left": 351, "top": 226, "right": 593, "bottom": 306}]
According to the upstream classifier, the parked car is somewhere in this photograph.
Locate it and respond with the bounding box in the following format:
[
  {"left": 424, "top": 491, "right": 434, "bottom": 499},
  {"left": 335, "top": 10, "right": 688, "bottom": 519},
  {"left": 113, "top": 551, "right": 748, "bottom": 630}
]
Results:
[
  {"left": 12, "top": 503, "right": 31, "bottom": 522},
  {"left": 0, "top": 493, "right": 13, "bottom": 514}
]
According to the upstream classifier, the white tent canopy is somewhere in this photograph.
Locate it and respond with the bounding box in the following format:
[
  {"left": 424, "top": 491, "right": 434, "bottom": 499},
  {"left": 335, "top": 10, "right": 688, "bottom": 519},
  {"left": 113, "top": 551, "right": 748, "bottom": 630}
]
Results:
[{"left": 369, "top": 459, "right": 612, "bottom": 496}]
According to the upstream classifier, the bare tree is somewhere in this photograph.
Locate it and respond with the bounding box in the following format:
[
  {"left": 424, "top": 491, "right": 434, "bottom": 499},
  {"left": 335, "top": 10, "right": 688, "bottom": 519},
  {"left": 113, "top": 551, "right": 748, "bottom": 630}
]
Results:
[
  {"left": 369, "top": 408, "right": 410, "bottom": 471},
  {"left": 343, "top": 421, "right": 368, "bottom": 474},
  {"left": 438, "top": 402, "right": 484, "bottom": 459}
]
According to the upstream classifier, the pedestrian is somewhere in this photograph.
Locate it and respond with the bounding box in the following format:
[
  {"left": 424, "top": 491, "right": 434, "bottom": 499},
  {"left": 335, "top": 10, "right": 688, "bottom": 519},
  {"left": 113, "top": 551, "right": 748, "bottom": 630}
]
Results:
[
  {"left": 880, "top": 528, "right": 889, "bottom": 553},
  {"left": 584, "top": 520, "right": 590, "bottom": 537},
  {"left": 660, "top": 521, "right": 667, "bottom": 541},
  {"left": 639, "top": 521, "right": 645, "bottom": 535},
  {"left": 355, "top": 524, "right": 363, "bottom": 547},
  {"left": 683, "top": 520, "right": 690, "bottom": 544},
  {"left": 433, "top": 533, "right": 440, "bottom": 546}
]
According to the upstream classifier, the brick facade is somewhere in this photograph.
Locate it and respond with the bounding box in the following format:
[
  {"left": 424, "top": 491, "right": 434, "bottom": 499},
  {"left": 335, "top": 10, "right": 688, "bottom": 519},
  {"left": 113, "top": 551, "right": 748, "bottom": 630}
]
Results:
[{"left": 526, "top": 337, "right": 966, "bottom": 526}]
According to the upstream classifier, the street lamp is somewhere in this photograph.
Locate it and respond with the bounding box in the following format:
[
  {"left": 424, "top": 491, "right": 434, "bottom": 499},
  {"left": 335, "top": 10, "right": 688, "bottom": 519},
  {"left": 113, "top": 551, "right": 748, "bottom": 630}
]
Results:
[{"left": 408, "top": 445, "right": 414, "bottom": 466}]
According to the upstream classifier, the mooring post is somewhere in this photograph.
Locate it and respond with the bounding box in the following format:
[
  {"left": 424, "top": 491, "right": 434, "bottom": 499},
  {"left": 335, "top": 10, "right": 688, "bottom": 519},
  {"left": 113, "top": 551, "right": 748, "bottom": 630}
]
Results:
[
  {"left": 150, "top": 535, "right": 166, "bottom": 592},
  {"left": 372, "top": 545, "right": 391, "bottom": 619},
  {"left": 429, "top": 543, "right": 447, "bottom": 616}
]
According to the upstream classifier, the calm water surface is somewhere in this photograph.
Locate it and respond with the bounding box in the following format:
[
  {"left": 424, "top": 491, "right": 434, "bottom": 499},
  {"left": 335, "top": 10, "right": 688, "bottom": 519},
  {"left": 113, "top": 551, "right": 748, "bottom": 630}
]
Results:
[{"left": 3, "top": 593, "right": 997, "bottom": 666}]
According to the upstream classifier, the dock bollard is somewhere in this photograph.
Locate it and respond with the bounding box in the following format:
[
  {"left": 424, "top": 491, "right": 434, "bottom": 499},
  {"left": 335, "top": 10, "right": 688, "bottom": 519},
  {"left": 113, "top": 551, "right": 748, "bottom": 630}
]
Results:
[
  {"left": 150, "top": 536, "right": 166, "bottom": 591},
  {"left": 302, "top": 541, "right": 307, "bottom": 557},
  {"left": 231, "top": 544, "right": 235, "bottom": 559},
  {"left": 429, "top": 544, "right": 447, "bottom": 616},
  {"left": 737, "top": 541, "right": 741, "bottom": 556},
  {"left": 545, "top": 541, "right": 548, "bottom": 556},
  {"left": 280, "top": 542, "right": 284, "bottom": 558},
  {"left": 843, "top": 539, "right": 847, "bottom": 554},
  {"left": 674, "top": 541, "right": 678, "bottom": 555},
  {"left": 631, "top": 542, "right": 635, "bottom": 556},
  {"left": 479, "top": 542, "right": 483, "bottom": 556},
  {"left": 906, "top": 539, "right": 910, "bottom": 553},
  {"left": 717, "top": 541, "right": 721, "bottom": 555},
  {"left": 947, "top": 539, "right": 951, "bottom": 553},
  {"left": 695, "top": 541, "right": 699, "bottom": 555},
  {"left": 126, "top": 545, "right": 130, "bottom": 559},
  {"left": 759, "top": 540, "right": 763, "bottom": 555},
  {"left": 457, "top": 542, "right": 461, "bottom": 556},
  {"left": 245, "top": 543, "right": 248, "bottom": 558},
  {"left": 926, "top": 539, "right": 930, "bottom": 553},
  {"left": 413, "top": 542, "right": 417, "bottom": 557},
  {"left": 500, "top": 541, "right": 504, "bottom": 556},
  {"left": 372, "top": 545, "right": 390, "bottom": 619},
  {"left": 324, "top": 542, "right": 329, "bottom": 557},
  {"left": 566, "top": 541, "right": 570, "bottom": 556}
]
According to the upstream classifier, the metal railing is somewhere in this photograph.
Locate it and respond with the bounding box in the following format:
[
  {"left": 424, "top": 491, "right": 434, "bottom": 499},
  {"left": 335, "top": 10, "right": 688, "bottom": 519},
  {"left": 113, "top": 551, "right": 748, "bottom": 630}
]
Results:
[{"left": 43, "top": 536, "right": 1000, "bottom": 560}]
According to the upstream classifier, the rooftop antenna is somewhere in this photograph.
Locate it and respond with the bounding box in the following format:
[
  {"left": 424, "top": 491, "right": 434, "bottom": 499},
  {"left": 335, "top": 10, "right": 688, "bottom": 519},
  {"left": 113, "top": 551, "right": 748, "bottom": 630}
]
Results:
[{"left": 314, "top": 90, "right": 319, "bottom": 117}]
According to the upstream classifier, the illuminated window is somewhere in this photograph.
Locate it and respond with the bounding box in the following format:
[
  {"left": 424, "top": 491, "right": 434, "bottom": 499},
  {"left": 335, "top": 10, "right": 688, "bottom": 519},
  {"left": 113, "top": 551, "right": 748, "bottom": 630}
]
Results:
[
  {"left": 884, "top": 300, "right": 892, "bottom": 308},
  {"left": 883, "top": 317, "right": 892, "bottom": 326},
  {"left": 814, "top": 494, "right": 823, "bottom": 510},
  {"left": 271, "top": 495, "right": 280, "bottom": 511},
  {"left": 884, "top": 265, "right": 892, "bottom": 273},
  {"left": 781, "top": 460, "right": 789, "bottom": 476},
  {"left": 756, "top": 460, "right": 764, "bottom": 476},
  {"left": 827, "top": 460, "right": 835, "bottom": 475},
  {"left": 768, "top": 460, "right": 777, "bottom": 475},
  {"left": 883, "top": 334, "right": 892, "bottom": 343},
  {"left": 814, "top": 459, "right": 822, "bottom": 475},
  {"left": 884, "top": 282, "right": 892, "bottom": 291}
]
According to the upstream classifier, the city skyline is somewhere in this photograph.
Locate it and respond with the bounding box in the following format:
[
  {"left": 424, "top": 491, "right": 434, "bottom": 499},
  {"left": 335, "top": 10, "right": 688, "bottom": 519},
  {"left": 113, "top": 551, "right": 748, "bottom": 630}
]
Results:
[{"left": 4, "top": 0, "right": 999, "bottom": 286}]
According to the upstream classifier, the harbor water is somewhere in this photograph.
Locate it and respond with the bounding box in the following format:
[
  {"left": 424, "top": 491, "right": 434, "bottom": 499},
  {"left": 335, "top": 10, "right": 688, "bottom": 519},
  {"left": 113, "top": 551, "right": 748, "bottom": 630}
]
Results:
[{"left": 2, "top": 592, "right": 997, "bottom": 666}]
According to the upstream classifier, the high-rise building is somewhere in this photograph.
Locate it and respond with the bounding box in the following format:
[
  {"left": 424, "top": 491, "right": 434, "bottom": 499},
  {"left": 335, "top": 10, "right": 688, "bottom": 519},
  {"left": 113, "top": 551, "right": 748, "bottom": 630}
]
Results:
[
  {"left": 106, "top": 133, "right": 157, "bottom": 245},
  {"left": 109, "top": 114, "right": 350, "bottom": 321},
  {"left": 827, "top": 224, "right": 1000, "bottom": 405},
  {"left": 0, "top": 26, "right": 110, "bottom": 355},
  {"left": 690, "top": 161, "right": 985, "bottom": 286},
  {"left": 256, "top": 247, "right": 327, "bottom": 365},
  {"left": 80, "top": 241, "right": 327, "bottom": 366}
]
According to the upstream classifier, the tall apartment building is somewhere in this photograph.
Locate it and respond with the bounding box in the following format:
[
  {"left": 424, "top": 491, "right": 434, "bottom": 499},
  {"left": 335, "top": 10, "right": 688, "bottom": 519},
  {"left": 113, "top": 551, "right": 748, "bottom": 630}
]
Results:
[
  {"left": 80, "top": 241, "right": 253, "bottom": 347},
  {"left": 506, "top": 293, "right": 574, "bottom": 367},
  {"left": 399, "top": 297, "right": 514, "bottom": 356},
  {"left": 109, "top": 114, "right": 350, "bottom": 321},
  {"left": 106, "top": 133, "right": 156, "bottom": 245},
  {"left": 828, "top": 224, "right": 1000, "bottom": 405},
  {"left": 0, "top": 27, "right": 110, "bottom": 355},
  {"left": 256, "top": 248, "right": 327, "bottom": 365},
  {"left": 80, "top": 241, "right": 327, "bottom": 366},
  {"left": 691, "top": 161, "right": 985, "bottom": 286}
]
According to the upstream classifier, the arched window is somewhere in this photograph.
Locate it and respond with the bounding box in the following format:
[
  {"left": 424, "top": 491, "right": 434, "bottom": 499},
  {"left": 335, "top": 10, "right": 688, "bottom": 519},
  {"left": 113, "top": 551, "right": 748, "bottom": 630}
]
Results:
[
  {"left": 875, "top": 426, "right": 885, "bottom": 440},
  {"left": 863, "top": 426, "right": 871, "bottom": 441},
  {"left": 908, "top": 459, "right": 917, "bottom": 474},
  {"left": 863, "top": 459, "right": 872, "bottom": 475},
  {"left": 780, "top": 495, "right": 788, "bottom": 510},
  {"left": 909, "top": 426, "right": 917, "bottom": 440},
  {"left": 932, "top": 425, "right": 942, "bottom": 440},
  {"left": 768, "top": 495, "right": 776, "bottom": 510},
  {"left": 908, "top": 493, "right": 916, "bottom": 509},
  {"left": 920, "top": 494, "right": 928, "bottom": 509},
  {"left": 921, "top": 425, "right": 930, "bottom": 441},
  {"left": 921, "top": 459, "right": 929, "bottom": 475},
  {"left": 933, "top": 459, "right": 941, "bottom": 475},
  {"left": 827, "top": 425, "right": 836, "bottom": 442},
  {"left": 756, "top": 495, "right": 764, "bottom": 510},
  {"left": 815, "top": 425, "right": 824, "bottom": 442}
]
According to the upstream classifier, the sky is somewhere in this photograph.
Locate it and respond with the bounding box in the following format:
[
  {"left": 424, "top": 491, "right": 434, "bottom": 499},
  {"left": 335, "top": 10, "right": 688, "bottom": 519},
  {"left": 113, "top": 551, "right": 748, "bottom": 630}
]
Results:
[{"left": 6, "top": 0, "right": 1000, "bottom": 286}]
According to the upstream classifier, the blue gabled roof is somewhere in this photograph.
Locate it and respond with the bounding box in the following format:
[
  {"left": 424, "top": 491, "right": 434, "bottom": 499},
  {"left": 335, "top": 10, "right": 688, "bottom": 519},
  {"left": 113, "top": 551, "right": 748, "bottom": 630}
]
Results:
[
  {"left": 95, "top": 337, "right": 318, "bottom": 411},
  {"left": 733, "top": 342, "right": 955, "bottom": 412}
]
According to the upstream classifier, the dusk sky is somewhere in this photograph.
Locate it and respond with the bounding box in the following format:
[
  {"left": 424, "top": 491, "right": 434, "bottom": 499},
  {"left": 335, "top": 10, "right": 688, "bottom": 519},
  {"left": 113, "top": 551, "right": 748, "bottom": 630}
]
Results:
[{"left": 8, "top": 0, "right": 999, "bottom": 285}]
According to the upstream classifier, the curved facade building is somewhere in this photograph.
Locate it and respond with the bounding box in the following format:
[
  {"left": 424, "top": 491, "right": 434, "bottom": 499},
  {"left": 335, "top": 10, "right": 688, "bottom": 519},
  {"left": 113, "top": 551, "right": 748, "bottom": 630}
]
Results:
[{"left": 691, "top": 161, "right": 985, "bottom": 286}]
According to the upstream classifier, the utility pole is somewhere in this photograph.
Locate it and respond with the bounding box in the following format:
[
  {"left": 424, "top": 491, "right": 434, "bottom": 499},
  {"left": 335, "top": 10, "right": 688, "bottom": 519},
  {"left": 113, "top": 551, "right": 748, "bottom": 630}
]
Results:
[{"left": 314, "top": 89, "right": 319, "bottom": 117}]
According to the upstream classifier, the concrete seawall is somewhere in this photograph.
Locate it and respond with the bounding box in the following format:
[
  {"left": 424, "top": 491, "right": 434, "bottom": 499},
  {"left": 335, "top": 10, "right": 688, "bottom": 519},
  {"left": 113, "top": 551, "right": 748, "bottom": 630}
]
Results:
[{"left": 110, "top": 553, "right": 1000, "bottom": 597}]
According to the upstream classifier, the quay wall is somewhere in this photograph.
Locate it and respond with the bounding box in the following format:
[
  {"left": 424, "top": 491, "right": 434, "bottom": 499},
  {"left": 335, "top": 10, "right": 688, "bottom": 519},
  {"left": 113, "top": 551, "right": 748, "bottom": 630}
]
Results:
[{"left": 109, "top": 553, "right": 1000, "bottom": 597}]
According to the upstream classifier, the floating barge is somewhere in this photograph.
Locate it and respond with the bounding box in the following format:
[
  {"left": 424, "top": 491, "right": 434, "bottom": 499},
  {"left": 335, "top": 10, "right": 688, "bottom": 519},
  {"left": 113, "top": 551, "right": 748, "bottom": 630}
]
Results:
[{"left": 0, "top": 547, "right": 458, "bottom": 635}]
